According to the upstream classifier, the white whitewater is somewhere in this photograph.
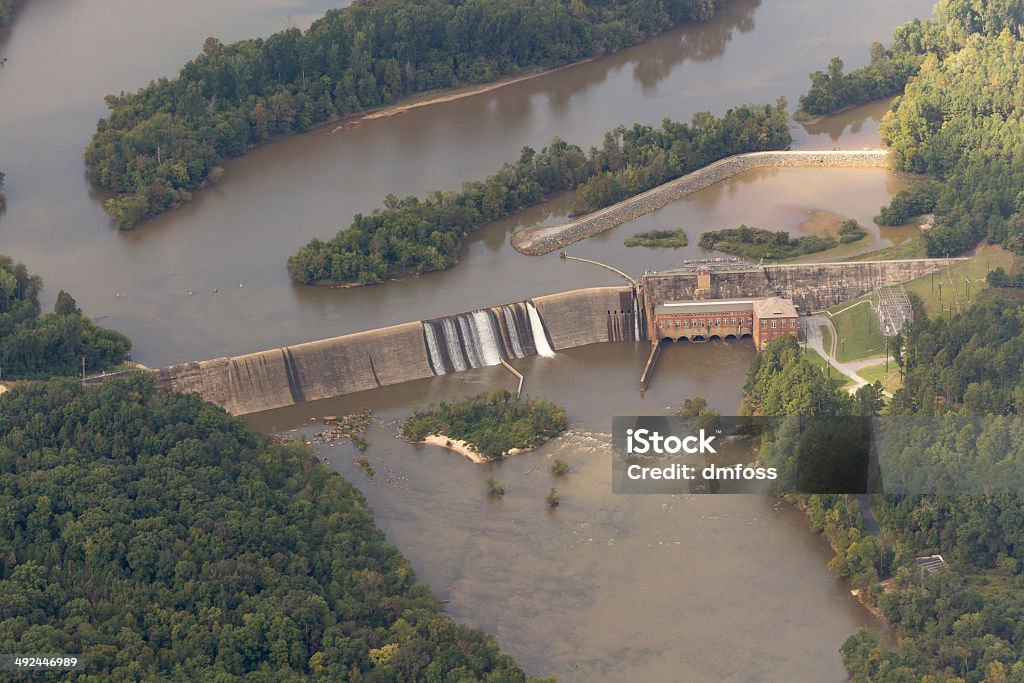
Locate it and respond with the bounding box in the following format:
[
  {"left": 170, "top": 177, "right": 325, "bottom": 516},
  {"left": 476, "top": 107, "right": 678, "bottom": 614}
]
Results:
[
  {"left": 527, "top": 302, "right": 556, "bottom": 357},
  {"left": 423, "top": 323, "right": 447, "bottom": 375},
  {"left": 632, "top": 291, "right": 641, "bottom": 340},
  {"left": 440, "top": 317, "right": 468, "bottom": 372},
  {"left": 456, "top": 315, "right": 483, "bottom": 368},
  {"left": 471, "top": 310, "right": 503, "bottom": 366},
  {"left": 501, "top": 306, "right": 525, "bottom": 358}
]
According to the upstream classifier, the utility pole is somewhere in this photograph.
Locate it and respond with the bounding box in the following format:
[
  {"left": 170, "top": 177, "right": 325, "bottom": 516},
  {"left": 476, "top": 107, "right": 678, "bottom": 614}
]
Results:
[
  {"left": 885, "top": 336, "right": 889, "bottom": 374},
  {"left": 81, "top": 357, "right": 85, "bottom": 381}
]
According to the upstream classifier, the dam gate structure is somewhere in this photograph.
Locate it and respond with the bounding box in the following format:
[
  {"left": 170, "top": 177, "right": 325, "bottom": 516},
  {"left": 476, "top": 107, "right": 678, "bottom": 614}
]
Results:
[{"left": 636, "top": 258, "right": 965, "bottom": 390}]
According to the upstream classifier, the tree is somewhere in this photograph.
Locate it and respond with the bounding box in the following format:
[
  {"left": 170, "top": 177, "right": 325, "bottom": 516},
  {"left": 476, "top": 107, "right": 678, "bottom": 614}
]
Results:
[{"left": 54, "top": 290, "right": 81, "bottom": 316}]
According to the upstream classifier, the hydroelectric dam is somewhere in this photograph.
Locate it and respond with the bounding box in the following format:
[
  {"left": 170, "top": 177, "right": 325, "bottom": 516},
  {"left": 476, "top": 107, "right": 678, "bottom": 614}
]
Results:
[{"left": 146, "top": 258, "right": 961, "bottom": 415}]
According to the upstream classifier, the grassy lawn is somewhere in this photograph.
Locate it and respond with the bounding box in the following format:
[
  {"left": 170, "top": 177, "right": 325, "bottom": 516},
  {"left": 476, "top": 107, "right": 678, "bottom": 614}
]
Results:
[
  {"left": 820, "top": 324, "right": 833, "bottom": 357},
  {"left": 802, "top": 347, "right": 856, "bottom": 390},
  {"left": 857, "top": 362, "right": 903, "bottom": 393},
  {"left": 850, "top": 235, "right": 928, "bottom": 261},
  {"left": 902, "top": 244, "right": 1018, "bottom": 318},
  {"left": 828, "top": 298, "right": 887, "bottom": 363}
]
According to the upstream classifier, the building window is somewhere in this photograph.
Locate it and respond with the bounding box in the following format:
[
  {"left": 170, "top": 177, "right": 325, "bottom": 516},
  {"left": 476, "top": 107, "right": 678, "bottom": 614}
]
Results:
[
  {"left": 675, "top": 320, "right": 680, "bottom": 328},
  {"left": 791, "top": 319, "right": 797, "bottom": 328},
  {"left": 715, "top": 319, "right": 721, "bottom": 327},
  {"left": 761, "top": 320, "right": 767, "bottom": 329},
  {"left": 771, "top": 320, "right": 777, "bottom": 329},
  {"left": 683, "top": 320, "right": 689, "bottom": 328}
]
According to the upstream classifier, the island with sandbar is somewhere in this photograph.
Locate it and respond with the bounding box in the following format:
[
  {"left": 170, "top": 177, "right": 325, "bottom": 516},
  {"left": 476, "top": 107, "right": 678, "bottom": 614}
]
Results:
[{"left": 399, "top": 389, "right": 567, "bottom": 463}]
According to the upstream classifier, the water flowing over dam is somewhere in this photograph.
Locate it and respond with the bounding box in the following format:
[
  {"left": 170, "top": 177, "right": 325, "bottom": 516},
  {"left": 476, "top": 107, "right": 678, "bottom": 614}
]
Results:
[
  {"left": 422, "top": 302, "right": 556, "bottom": 375},
  {"left": 146, "top": 258, "right": 957, "bottom": 415},
  {"left": 150, "top": 287, "right": 636, "bottom": 414}
]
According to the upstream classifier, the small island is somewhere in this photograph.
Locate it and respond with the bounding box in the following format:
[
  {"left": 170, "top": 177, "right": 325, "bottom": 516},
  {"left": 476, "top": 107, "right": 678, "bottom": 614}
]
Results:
[
  {"left": 624, "top": 229, "right": 689, "bottom": 248},
  {"left": 699, "top": 220, "right": 865, "bottom": 261},
  {"left": 399, "top": 389, "right": 568, "bottom": 462}
]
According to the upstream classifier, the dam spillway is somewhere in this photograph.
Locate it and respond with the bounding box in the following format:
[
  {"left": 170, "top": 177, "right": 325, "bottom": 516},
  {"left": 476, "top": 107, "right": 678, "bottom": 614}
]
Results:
[
  {"left": 151, "top": 286, "right": 638, "bottom": 415},
  {"left": 147, "top": 258, "right": 958, "bottom": 415},
  {"left": 422, "top": 302, "right": 556, "bottom": 375}
]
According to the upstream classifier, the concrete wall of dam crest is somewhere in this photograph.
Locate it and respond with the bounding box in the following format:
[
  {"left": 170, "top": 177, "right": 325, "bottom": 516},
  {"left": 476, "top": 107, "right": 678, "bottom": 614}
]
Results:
[
  {"left": 148, "top": 258, "right": 959, "bottom": 416},
  {"left": 151, "top": 286, "right": 636, "bottom": 415}
]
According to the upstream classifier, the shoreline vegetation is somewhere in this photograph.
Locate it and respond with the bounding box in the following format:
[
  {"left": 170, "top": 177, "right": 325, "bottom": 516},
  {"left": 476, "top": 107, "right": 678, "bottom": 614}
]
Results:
[
  {"left": 624, "top": 229, "right": 688, "bottom": 248},
  {"left": 0, "top": 254, "right": 131, "bottom": 378},
  {"left": 800, "top": 2, "right": 1024, "bottom": 261},
  {"left": 699, "top": 219, "right": 866, "bottom": 262},
  {"left": 84, "top": 0, "right": 730, "bottom": 229},
  {"left": 400, "top": 389, "right": 568, "bottom": 462},
  {"left": 0, "top": 375, "right": 543, "bottom": 680},
  {"left": 289, "top": 101, "right": 790, "bottom": 285}
]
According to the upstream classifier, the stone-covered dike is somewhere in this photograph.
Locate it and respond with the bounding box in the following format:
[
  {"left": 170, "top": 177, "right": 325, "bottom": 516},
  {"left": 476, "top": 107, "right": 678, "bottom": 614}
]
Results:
[
  {"left": 151, "top": 286, "right": 640, "bottom": 415},
  {"left": 511, "top": 150, "right": 890, "bottom": 255}
]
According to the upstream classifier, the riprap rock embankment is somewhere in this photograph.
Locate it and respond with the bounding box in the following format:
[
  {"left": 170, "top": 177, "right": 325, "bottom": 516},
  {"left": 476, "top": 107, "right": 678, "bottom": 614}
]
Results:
[{"left": 511, "top": 150, "right": 890, "bottom": 255}]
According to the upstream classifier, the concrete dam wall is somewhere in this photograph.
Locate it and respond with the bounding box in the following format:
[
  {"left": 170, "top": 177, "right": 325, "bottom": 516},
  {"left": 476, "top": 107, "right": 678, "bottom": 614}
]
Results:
[
  {"left": 152, "top": 286, "right": 636, "bottom": 415},
  {"left": 511, "top": 149, "right": 890, "bottom": 255},
  {"left": 644, "top": 259, "right": 964, "bottom": 313}
]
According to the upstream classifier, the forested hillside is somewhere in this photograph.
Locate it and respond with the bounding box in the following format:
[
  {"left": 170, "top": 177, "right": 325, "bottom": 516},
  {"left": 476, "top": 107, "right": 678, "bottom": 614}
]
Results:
[
  {"left": 0, "top": 375, "right": 541, "bottom": 681},
  {"left": 85, "top": 0, "right": 728, "bottom": 228},
  {"left": 288, "top": 101, "right": 790, "bottom": 285},
  {"left": 747, "top": 299, "right": 1024, "bottom": 680},
  {"left": 0, "top": 255, "right": 131, "bottom": 378},
  {"left": 799, "top": 0, "right": 1024, "bottom": 260}
]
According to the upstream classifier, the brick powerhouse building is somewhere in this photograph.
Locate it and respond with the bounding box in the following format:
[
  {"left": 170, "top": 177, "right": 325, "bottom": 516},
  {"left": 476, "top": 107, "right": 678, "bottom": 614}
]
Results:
[
  {"left": 652, "top": 296, "right": 798, "bottom": 350},
  {"left": 752, "top": 297, "right": 799, "bottom": 349}
]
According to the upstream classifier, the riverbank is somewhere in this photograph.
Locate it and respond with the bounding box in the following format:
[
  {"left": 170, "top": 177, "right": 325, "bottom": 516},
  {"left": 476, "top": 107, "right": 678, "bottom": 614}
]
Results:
[
  {"left": 419, "top": 434, "right": 537, "bottom": 464},
  {"left": 329, "top": 61, "right": 594, "bottom": 134},
  {"left": 420, "top": 434, "right": 485, "bottom": 463},
  {"left": 511, "top": 150, "right": 891, "bottom": 255}
]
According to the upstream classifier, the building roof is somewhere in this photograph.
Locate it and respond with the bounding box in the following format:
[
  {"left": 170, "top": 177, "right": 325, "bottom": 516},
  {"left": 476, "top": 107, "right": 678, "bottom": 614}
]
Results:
[
  {"left": 914, "top": 555, "right": 946, "bottom": 573},
  {"left": 752, "top": 297, "right": 798, "bottom": 318},
  {"left": 655, "top": 300, "right": 754, "bottom": 316}
]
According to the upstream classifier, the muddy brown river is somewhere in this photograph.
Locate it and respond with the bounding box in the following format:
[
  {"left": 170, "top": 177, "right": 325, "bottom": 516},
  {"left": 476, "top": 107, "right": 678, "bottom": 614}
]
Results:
[{"left": 1, "top": 0, "right": 935, "bottom": 679}]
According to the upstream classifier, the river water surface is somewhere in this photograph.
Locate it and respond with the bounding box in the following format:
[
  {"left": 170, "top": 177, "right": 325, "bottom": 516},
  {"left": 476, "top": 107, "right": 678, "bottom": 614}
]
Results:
[
  {"left": 248, "top": 342, "right": 885, "bottom": 681},
  {"left": 1, "top": 0, "right": 933, "bottom": 365},
  {"left": 2, "top": 0, "right": 935, "bottom": 679}
]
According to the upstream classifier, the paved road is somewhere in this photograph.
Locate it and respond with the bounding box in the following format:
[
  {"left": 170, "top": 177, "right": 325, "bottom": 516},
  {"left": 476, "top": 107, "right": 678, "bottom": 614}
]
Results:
[{"left": 802, "top": 316, "right": 889, "bottom": 391}]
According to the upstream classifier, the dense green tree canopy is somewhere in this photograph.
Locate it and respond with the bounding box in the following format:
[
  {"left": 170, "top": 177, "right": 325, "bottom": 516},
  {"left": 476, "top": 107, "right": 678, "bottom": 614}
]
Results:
[
  {"left": 801, "top": 1, "right": 1024, "bottom": 259},
  {"left": 289, "top": 101, "right": 790, "bottom": 285},
  {"left": 85, "top": 0, "right": 730, "bottom": 228},
  {"left": 747, "top": 308, "right": 1024, "bottom": 680},
  {"left": 400, "top": 389, "right": 567, "bottom": 460},
  {"left": 0, "top": 375, "right": 539, "bottom": 681},
  {"left": 0, "top": 255, "right": 130, "bottom": 378}
]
